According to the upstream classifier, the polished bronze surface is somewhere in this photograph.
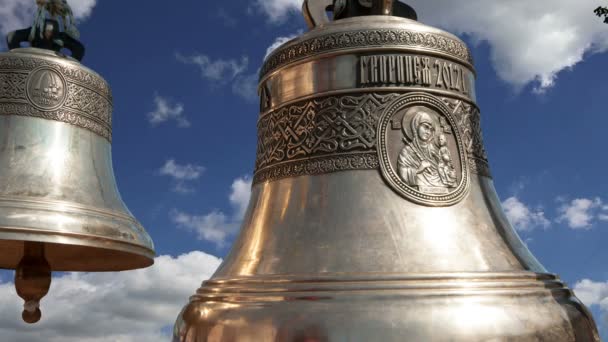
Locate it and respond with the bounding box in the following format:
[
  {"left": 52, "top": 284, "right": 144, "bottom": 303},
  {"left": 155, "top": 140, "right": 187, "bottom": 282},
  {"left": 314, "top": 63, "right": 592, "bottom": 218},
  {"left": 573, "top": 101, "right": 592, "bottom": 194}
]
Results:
[
  {"left": 0, "top": 47, "right": 155, "bottom": 322},
  {"left": 174, "top": 1, "right": 600, "bottom": 340}
]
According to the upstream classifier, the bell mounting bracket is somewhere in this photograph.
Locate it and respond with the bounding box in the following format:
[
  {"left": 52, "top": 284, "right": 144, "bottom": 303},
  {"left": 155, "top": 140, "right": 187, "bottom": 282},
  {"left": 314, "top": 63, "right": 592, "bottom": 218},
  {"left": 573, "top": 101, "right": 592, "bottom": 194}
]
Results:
[{"left": 303, "top": 0, "right": 417, "bottom": 29}]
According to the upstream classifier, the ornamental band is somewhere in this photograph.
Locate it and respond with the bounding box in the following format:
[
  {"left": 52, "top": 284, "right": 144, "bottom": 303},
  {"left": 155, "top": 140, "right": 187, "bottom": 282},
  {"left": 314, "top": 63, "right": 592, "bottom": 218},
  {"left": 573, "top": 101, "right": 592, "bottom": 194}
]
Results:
[{"left": 173, "top": 1, "right": 601, "bottom": 341}]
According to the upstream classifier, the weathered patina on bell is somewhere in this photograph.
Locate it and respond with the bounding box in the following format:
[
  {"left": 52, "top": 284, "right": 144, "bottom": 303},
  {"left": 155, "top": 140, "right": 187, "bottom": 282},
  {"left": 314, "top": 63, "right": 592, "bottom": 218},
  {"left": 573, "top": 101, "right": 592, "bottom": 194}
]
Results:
[
  {"left": 0, "top": 0, "right": 154, "bottom": 324},
  {"left": 174, "top": 0, "right": 600, "bottom": 340}
]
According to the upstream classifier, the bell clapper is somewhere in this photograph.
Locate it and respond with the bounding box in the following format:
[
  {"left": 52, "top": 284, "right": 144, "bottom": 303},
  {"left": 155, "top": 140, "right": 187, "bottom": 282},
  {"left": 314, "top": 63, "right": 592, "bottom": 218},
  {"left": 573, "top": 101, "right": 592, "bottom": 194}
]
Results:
[{"left": 14, "top": 242, "right": 52, "bottom": 324}]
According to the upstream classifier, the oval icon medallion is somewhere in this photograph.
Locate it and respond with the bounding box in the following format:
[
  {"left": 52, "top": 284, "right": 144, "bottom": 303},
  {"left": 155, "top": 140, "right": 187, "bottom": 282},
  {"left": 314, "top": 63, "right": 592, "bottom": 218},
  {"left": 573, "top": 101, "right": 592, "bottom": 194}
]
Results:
[
  {"left": 377, "top": 93, "right": 469, "bottom": 206},
  {"left": 26, "top": 67, "right": 68, "bottom": 111}
]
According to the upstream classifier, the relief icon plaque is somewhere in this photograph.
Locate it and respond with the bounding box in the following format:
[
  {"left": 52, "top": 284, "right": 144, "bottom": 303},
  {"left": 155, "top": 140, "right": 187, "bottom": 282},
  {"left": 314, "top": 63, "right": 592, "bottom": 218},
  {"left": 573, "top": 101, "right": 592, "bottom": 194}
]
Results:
[{"left": 377, "top": 93, "right": 469, "bottom": 206}]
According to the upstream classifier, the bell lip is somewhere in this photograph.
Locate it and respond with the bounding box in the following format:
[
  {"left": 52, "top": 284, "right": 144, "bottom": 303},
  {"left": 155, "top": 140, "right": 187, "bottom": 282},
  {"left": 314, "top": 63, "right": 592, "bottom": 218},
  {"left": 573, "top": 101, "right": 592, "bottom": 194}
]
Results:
[
  {"left": 174, "top": 274, "right": 598, "bottom": 342},
  {"left": 0, "top": 234, "right": 155, "bottom": 272},
  {"left": 260, "top": 14, "right": 473, "bottom": 81},
  {"left": 0, "top": 197, "right": 155, "bottom": 271}
]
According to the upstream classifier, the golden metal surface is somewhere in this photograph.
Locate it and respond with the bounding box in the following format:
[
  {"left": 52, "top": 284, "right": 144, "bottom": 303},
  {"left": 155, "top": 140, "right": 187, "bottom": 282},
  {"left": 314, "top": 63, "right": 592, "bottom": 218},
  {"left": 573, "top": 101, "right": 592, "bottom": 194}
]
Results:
[{"left": 174, "top": 2, "right": 600, "bottom": 341}]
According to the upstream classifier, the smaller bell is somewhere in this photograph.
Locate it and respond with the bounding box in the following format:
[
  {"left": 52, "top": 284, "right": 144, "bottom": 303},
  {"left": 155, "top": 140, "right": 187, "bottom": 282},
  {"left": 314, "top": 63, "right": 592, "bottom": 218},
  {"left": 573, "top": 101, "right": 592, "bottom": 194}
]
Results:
[{"left": 1, "top": 0, "right": 155, "bottom": 323}]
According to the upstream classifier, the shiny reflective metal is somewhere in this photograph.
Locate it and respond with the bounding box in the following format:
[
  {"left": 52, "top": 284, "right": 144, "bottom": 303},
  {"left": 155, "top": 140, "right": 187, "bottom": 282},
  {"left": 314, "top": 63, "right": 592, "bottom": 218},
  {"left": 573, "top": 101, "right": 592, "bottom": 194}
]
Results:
[
  {"left": 0, "top": 47, "right": 155, "bottom": 322},
  {"left": 174, "top": 1, "right": 600, "bottom": 341}
]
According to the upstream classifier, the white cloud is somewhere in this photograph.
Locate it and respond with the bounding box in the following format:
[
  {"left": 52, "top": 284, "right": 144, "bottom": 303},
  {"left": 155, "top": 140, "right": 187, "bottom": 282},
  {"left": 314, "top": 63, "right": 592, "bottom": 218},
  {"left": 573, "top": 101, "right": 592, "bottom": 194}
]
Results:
[
  {"left": 0, "top": 251, "right": 221, "bottom": 342},
  {"left": 600, "top": 205, "right": 608, "bottom": 222},
  {"left": 176, "top": 53, "right": 258, "bottom": 101},
  {"left": 147, "top": 95, "right": 190, "bottom": 128},
  {"left": 67, "top": 0, "right": 97, "bottom": 19},
  {"left": 574, "top": 279, "right": 608, "bottom": 308},
  {"left": 502, "top": 196, "right": 550, "bottom": 232},
  {"left": 254, "top": 0, "right": 302, "bottom": 23},
  {"left": 172, "top": 176, "right": 252, "bottom": 247},
  {"left": 264, "top": 32, "right": 301, "bottom": 59},
  {"left": 256, "top": 0, "right": 608, "bottom": 92},
  {"left": 176, "top": 53, "right": 249, "bottom": 82},
  {"left": 229, "top": 176, "right": 253, "bottom": 218},
  {"left": 574, "top": 279, "right": 608, "bottom": 333},
  {"left": 172, "top": 210, "right": 237, "bottom": 248},
  {"left": 158, "top": 160, "right": 205, "bottom": 194},
  {"left": 407, "top": 0, "right": 608, "bottom": 92},
  {"left": 558, "top": 197, "right": 603, "bottom": 229},
  {"left": 159, "top": 160, "right": 204, "bottom": 181},
  {"left": 1, "top": 0, "right": 96, "bottom": 37},
  {"left": 231, "top": 72, "right": 259, "bottom": 103}
]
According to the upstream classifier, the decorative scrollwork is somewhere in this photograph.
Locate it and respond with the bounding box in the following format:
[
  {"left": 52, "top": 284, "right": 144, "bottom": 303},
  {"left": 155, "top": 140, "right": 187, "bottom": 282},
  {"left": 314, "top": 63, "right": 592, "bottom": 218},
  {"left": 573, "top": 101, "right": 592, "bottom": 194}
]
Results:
[
  {"left": 255, "top": 93, "right": 398, "bottom": 180},
  {"left": 261, "top": 28, "right": 473, "bottom": 79},
  {"left": 0, "top": 54, "right": 110, "bottom": 98},
  {"left": 254, "top": 152, "right": 379, "bottom": 184},
  {"left": 0, "top": 73, "right": 28, "bottom": 100},
  {"left": 0, "top": 102, "right": 111, "bottom": 139},
  {"left": 254, "top": 92, "right": 490, "bottom": 184},
  {"left": 441, "top": 98, "right": 491, "bottom": 178},
  {"left": 0, "top": 52, "right": 112, "bottom": 140}
]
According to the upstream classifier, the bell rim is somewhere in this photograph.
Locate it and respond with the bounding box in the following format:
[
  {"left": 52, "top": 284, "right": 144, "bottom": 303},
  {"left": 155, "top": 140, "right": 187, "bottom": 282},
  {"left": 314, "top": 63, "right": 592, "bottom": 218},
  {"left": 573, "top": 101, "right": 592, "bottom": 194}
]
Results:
[
  {"left": 0, "top": 197, "right": 155, "bottom": 271},
  {"left": 0, "top": 233, "right": 155, "bottom": 272}
]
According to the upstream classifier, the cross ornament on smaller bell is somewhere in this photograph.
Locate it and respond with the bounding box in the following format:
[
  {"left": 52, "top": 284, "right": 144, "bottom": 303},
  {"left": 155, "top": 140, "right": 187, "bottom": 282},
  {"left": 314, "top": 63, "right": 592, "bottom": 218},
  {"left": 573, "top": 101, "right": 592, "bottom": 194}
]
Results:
[{"left": 1, "top": 0, "right": 155, "bottom": 323}]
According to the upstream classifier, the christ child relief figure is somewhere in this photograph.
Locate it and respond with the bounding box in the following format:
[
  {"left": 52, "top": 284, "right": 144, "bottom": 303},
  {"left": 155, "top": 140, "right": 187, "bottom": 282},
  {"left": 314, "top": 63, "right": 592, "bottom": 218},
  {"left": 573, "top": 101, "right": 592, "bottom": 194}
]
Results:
[{"left": 397, "top": 107, "right": 457, "bottom": 194}]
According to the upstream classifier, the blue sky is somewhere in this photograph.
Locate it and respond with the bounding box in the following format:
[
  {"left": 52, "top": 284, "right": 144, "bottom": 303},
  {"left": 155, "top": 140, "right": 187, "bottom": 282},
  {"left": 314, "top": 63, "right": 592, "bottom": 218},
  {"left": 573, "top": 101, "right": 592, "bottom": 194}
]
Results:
[{"left": 0, "top": 0, "right": 607, "bottom": 340}]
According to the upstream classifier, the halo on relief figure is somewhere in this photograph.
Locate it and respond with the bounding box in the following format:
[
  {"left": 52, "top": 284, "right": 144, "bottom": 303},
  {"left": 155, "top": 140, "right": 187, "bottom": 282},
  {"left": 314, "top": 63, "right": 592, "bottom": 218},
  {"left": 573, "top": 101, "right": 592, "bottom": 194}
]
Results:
[{"left": 401, "top": 106, "right": 440, "bottom": 143}]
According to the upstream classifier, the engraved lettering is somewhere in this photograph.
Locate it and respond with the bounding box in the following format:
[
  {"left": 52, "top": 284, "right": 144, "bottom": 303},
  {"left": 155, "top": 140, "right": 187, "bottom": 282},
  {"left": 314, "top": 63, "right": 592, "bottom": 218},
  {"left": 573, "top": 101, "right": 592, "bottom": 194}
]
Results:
[
  {"left": 380, "top": 56, "right": 388, "bottom": 83},
  {"left": 434, "top": 60, "right": 445, "bottom": 88},
  {"left": 406, "top": 56, "right": 414, "bottom": 83},
  {"left": 396, "top": 56, "right": 405, "bottom": 83},
  {"left": 360, "top": 56, "right": 369, "bottom": 84},
  {"left": 371, "top": 56, "right": 378, "bottom": 83},
  {"left": 414, "top": 56, "right": 421, "bottom": 83},
  {"left": 358, "top": 54, "right": 471, "bottom": 96},
  {"left": 388, "top": 56, "right": 397, "bottom": 84},
  {"left": 422, "top": 57, "right": 432, "bottom": 86},
  {"left": 442, "top": 63, "right": 451, "bottom": 90},
  {"left": 448, "top": 64, "right": 456, "bottom": 89},
  {"left": 453, "top": 65, "right": 462, "bottom": 91}
]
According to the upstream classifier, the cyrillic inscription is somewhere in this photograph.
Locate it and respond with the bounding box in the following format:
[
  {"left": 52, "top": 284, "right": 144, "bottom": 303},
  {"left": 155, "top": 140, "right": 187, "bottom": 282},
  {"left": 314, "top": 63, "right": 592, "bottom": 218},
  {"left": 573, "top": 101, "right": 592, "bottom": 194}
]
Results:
[{"left": 360, "top": 55, "right": 471, "bottom": 96}]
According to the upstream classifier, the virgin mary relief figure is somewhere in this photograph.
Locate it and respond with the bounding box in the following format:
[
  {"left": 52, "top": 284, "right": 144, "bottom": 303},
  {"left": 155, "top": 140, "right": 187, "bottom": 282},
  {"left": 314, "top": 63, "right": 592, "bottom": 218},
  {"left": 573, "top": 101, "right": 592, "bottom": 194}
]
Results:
[{"left": 397, "top": 108, "right": 458, "bottom": 195}]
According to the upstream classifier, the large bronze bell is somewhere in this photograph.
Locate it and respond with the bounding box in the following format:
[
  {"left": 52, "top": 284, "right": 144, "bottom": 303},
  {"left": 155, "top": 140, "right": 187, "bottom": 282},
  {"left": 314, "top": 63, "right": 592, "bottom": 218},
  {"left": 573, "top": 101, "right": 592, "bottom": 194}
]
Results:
[
  {"left": 173, "top": 1, "right": 600, "bottom": 341},
  {"left": 0, "top": 4, "right": 155, "bottom": 323}
]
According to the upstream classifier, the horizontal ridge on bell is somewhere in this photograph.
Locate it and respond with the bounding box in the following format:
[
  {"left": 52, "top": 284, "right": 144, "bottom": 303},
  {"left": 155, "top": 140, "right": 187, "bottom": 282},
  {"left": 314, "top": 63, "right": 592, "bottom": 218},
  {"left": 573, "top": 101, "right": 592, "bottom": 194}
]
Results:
[
  {"left": 172, "top": 1, "right": 599, "bottom": 340},
  {"left": 0, "top": 47, "right": 155, "bottom": 272}
]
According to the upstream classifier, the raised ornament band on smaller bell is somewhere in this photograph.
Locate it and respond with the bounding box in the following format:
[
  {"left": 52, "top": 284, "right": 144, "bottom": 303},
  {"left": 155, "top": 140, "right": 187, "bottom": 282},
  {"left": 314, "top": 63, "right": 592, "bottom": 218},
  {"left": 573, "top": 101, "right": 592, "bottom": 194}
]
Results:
[
  {"left": 1, "top": 0, "right": 155, "bottom": 324},
  {"left": 173, "top": 0, "right": 600, "bottom": 341}
]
